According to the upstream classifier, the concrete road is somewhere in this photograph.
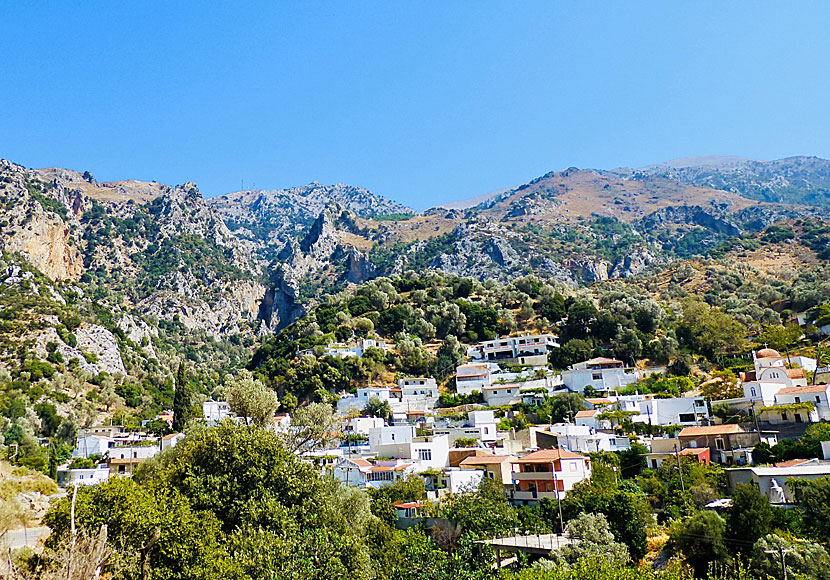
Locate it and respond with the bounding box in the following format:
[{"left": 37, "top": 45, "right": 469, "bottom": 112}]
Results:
[{"left": 1, "top": 526, "right": 50, "bottom": 550}]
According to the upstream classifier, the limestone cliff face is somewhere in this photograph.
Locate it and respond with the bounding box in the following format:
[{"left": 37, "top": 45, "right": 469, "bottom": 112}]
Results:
[
  {"left": 3, "top": 215, "right": 82, "bottom": 281},
  {"left": 262, "top": 209, "right": 379, "bottom": 330},
  {"left": 0, "top": 159, "right": 270, "bottom": 340}
]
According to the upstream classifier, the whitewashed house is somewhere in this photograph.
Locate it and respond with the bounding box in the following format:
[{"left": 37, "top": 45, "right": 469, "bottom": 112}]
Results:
[
  {"left": 468, "top": 333, "right": 560, "bottom": 366},
  {"left": 343, "top": 416, "right": 386, "bottom": 436},
  {"left": 637, "top": 396, "right": 711, "bottom": 426},
  {"left": 160, "top": 432, "right": 184, "bottom": 451},
  {"left": 72, "top": 435, "right": 112, "bottom": 458},
  {"left": 369, "top": 425, "right": 450, "bottom": 470},
  {"left": 764, "top": 384, "right": 830, "bottom": 423},
  {"left": 482, "top": 384, "right": 522, "bottom": 406},
  {"left": 561, "top": 357, "right": 638, "bottom": 395},
  {"left": 530, "top": 424, "right": 631, "bottom": 454},
  {"left": 203, "top": 400, "right": 232, "bottom": 425},
  {"left": 455, "top": 362, "right": 501, "bottom": 395},
  {"left": 332, "top": 456, "right": 416, "bottom": 489},
  {"left": 57, "top": 465, "right": 111, "bottom": 487}
]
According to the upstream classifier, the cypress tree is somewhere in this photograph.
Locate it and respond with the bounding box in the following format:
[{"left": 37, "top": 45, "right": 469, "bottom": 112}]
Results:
[{"left": 172, "top": 362, "right": 191, "bottom": 432}]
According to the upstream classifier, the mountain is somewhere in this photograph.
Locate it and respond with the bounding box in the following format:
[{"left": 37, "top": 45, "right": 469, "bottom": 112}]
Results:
[
  {"left": 0, "top": 160, "right": 269, "bottom": 358},
  {"left": 627, "top": 155, "right": 830, "bottom": 206},
  {"left": 207, "top": 182, "right": 412, "bottom": 250}
]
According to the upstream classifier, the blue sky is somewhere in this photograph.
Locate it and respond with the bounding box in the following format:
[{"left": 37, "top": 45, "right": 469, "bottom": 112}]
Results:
[{"left": 1, "top": 3, "right": 829, "bottom": 209}]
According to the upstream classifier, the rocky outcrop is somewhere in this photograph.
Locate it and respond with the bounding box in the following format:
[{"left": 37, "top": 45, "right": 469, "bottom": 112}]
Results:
[
  {"left": 572, "top": 258, "right": 610, "bottom": 283},
  {"left": 639, "top": 206, "right": 742, "bottom": 237},
  {"left": 609, "top": 247, "right": 662, "bottom": 279},
  {"left": 208, "top": 182, "right": 412, "bottom": 244}
]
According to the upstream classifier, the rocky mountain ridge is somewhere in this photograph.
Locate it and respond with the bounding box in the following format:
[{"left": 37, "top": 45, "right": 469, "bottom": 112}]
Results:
[{"left": 623, "top": 155, "right": 830, "bottom": 206}]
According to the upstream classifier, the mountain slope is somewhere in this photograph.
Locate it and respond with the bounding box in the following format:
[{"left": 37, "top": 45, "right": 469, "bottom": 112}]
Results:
[{"left": 630, "top": 155, "right": 830, "bottom": 206}]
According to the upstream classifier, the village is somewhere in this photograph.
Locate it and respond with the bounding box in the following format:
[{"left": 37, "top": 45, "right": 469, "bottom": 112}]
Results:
[{"left": 58, "top": 331, "right": 830, "bottom": 522}]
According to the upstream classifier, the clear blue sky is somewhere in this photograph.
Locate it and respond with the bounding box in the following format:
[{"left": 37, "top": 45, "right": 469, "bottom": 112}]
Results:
[{"left": 1, "top": 3, "right": 829, "bottom": 209}]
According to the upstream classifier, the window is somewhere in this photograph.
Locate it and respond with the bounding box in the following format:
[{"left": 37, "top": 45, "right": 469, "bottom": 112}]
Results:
[
  {"left": 817, "top": 396, "right": 822, "bottom": 404},
  {"left": 795, "top": 396, "right": 801, "bottom": 403},
  {"left": 781, "top": 411, "right": 788, "bottom": 421},
  {"left": 751, "top": 387, "right": 757, "bottom": 397},
  {"left": 678, "top": 413, "right": 695, "bottom": 423},
  {"left": 715, "top": 439, "right": 725, "bottom": 450},
  {"left": 569, "top": 462, "right": 577, "bottom": 472},
  {"left": 418, "top": 449, "right": 432, "bottom": 461},
  {"left": 592, "top": 373, "right": 602, "bottom": 381},
  {"left": 696, "top": 400, "right": 706, "bottom": 407}
]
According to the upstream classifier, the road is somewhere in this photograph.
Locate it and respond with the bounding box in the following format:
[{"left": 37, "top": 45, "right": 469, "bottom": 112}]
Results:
[{"left": 1, "top": 526, "right": 50, "bottom": 550}]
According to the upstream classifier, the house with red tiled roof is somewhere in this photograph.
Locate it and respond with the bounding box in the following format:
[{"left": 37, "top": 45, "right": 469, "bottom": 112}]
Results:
[
  {"left": 677, "top": 424, "right": 761, "bottom": 465},
  {"left": 645, "top": 446, "right": 710, "bottom": 469},
  {"left": 161, "top": 432, "right": 184, "bottom": 451},
  {"left": 459, "top": 452, "right": 517, "bottom": 485},
  {"left": 574, "top": 409, "right": 611, "bottom": 430},
  {"left": 510, "top": 449, "right": 591, "bottom": 504},
  {"left": 332, "top": 456, "right": 416, "bottom": 489}
]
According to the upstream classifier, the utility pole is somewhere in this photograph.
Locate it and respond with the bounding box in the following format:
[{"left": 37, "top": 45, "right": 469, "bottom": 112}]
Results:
[
  {"left": 674, "top": 443, "right": 685, "bottom": 494},
  {"left": 551, "top": 459, "right": 564, "bottom": 535},
  {"left": 765, "top": 546, "right": 794, "bottom": 580}
]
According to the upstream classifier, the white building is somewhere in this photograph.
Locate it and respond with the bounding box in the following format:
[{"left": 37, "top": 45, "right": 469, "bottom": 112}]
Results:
[
  {"left": 574, "top": 409, "right": 610, "bottom": 430},
  {"left": 637, "top": 396, "right": 711, "bottom": 426},
  {"left": 482, "top": 384, "right": 523, "bottom": 406},
  {"left": 743, "top": 461, "right": 830, "bottom": 503},
  {"left": 72, "top": 435, "right": 112, "bottom": 458},
  {"left": 433, "top": 410, "right": 499, "bottom": 445},
  {"left": 304, "top": 338, "right": 391, "bottom": 359},
  {"left": 369, "top": 425, "right": 450, "bottom": 470},
  {"left": 336, "top": 386, "right": 393, "bottom": 415},
  {"left": 424, "top": 468, "right": 484, "bottom": 496},
  {"left": 343, "top": 416, "right": 386, "bottom": 436},
  {"left": 763, "top": 384, "right": 830, "bottom": 424},
  {"left": 108, "top": 443, "right": 159, "bottom": 462},
  {"left": 456, "top": 362, "right": 501, "bottom": 395},
  {"left": 468, "top": 333, "right": 560, "bottom": 366},
  {"left": 161, "top": 433, "right": 184, "bottom": 451},
  {"left": 561, "top": 357, "right": 638, "bottom": 395},
  {"left": 203, "top": 400, "right": 232, "bottom": 424},
  {"left": 57, "top": 465, "right": 111, "bottom": 487},
  {"left": 399, "top": 377, "right": 438, "bottom": 398},
  {"left": 332, "top": 456, "right": 416, "bottom": 489},
  {"left": 742, "top": 348, "right": 809, "bottom": 406},
  {"left": 530, "top": 424, "right": 631, "bottom": 454}
]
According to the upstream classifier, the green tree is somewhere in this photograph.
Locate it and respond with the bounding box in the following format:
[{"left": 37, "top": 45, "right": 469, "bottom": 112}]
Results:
[
  {"left": 792, "top": 475, "right": 830, "bottom": 540},
  {"left": 363, "top": 396, "right": 392, "bottom": 421},
  {"left": 726, "top": 483, "right": 773, "bottom": 554},
  {"left": 670, "top": 510, "right": 730, "bottom": 577},
  {"left": 557, "top": 480, "right": 651, "bottom": 561},
  {"left": 172, "top": 362, "right": 193, "bottom": 432},
  {"left": 225, "top": 369, "right": 279, "bottom": 428},
  {"left": 751, "top": 533, "right": 830, "bottom": 580},
  {"left": 43, "top": 478, "right": 237, "bottom": 580},
  {"left": 432, "top": 335, "right": 464, "bottom": 380},
  {"left": 440, "top": 478, "right": 519, "bottom": 539},
  {"left": 557, "top": 512, "right": 629, "bottom": 564},
  {"left": 280, "top": 402, "right": 338, "bottom": 453}
]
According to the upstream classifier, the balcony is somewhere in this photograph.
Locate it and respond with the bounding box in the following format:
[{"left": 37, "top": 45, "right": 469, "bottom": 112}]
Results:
[
  {"left": 511, "top": 490, "right": 562, "bottom": 502},
  {"left": 512, "top": 471, "right": 558, "bottom": 481}
]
